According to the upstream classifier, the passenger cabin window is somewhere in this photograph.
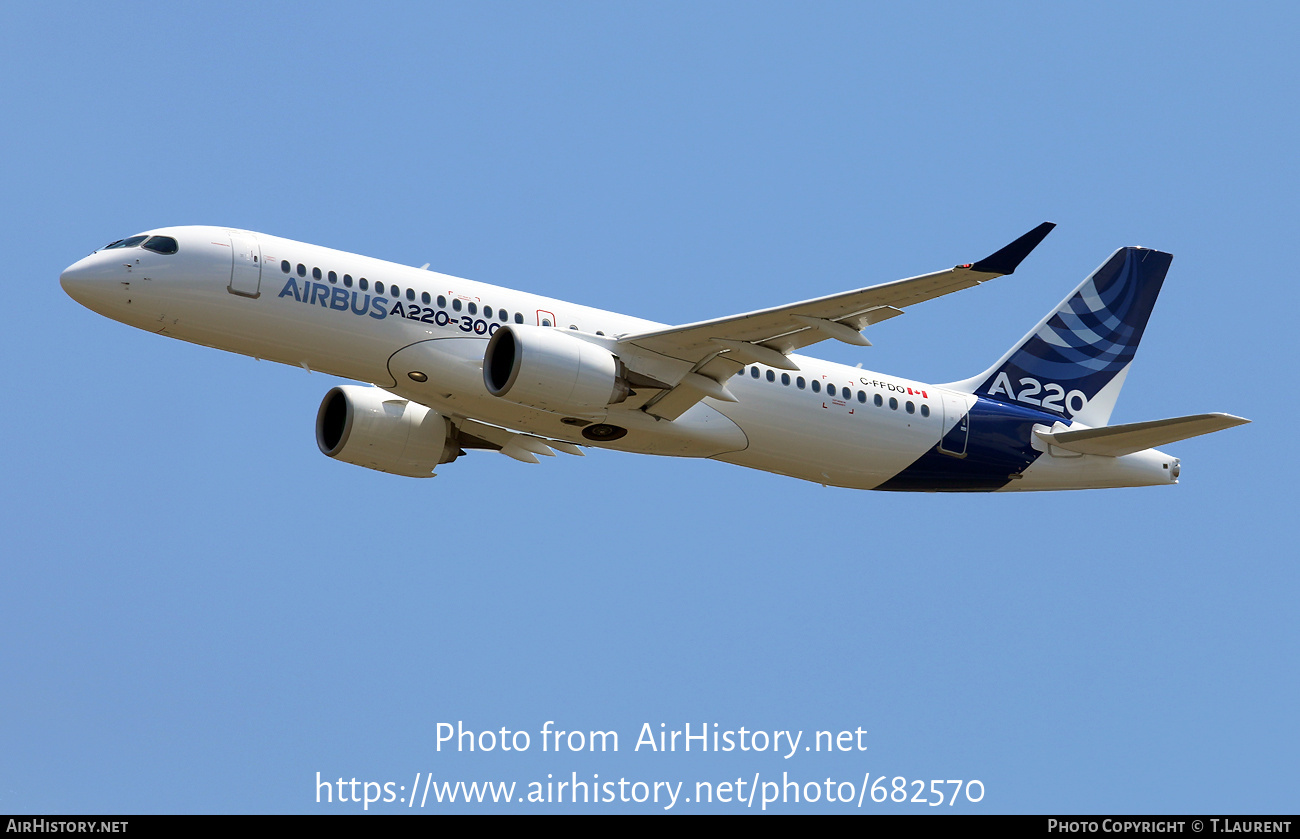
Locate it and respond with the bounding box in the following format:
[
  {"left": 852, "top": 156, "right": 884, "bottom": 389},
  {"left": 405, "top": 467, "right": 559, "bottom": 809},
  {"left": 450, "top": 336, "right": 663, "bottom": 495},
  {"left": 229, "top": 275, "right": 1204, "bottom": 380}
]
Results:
[
  {"left": 141, "top": 236, "right": 178, "bottom": 254},
  {"left": 281, "top": 260, "right": 291, "bottom": 273}
]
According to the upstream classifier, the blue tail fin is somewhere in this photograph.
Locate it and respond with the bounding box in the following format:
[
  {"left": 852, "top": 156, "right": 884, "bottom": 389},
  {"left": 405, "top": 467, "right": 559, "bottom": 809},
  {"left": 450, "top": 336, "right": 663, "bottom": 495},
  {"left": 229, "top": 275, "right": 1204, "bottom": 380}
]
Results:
[{"left": 950, "top": 246, "right": 1171, "bottom": 427}]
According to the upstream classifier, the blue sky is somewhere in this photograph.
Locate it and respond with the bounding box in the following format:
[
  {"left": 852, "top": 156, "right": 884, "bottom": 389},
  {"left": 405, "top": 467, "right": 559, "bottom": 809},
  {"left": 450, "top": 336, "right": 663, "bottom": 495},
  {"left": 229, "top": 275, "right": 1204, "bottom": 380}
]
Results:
[{"left": 2, "top": 2, "right": 1294, "bottom": 813}]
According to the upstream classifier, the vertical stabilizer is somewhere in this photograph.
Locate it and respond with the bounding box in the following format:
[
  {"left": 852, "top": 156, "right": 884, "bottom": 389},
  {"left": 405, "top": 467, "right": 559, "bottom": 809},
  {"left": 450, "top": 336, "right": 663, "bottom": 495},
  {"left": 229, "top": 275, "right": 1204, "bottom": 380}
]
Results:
[{"left": 947, "top": 247, "right": 1171, "bottom": 427}]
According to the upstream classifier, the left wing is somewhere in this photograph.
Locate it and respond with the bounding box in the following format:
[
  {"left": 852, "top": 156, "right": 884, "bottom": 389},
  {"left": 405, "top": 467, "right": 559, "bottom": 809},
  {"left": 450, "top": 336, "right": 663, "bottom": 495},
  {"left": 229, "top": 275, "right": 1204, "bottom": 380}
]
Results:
[{"left": 616, "top": 222, "right": 1055, "bottom": 419}]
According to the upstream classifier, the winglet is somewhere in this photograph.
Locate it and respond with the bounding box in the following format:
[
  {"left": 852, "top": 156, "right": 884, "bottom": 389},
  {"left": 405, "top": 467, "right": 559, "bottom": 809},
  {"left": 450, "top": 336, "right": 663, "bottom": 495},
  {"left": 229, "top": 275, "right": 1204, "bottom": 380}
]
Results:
[{"left": 967, "top": 222, "right": 1056, "bottom": 275}]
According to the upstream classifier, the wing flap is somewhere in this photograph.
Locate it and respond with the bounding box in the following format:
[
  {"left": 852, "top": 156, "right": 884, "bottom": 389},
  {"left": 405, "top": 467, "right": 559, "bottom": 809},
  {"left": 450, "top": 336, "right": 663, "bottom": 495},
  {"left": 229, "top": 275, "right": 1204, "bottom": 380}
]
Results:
[{"left": 454, "top": 417, "right": 588, "bottom": 463}]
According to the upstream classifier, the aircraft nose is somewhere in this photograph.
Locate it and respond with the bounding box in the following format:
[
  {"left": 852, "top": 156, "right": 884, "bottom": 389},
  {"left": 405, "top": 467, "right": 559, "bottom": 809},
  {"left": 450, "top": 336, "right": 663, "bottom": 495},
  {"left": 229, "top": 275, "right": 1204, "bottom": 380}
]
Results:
[
  {"left": 60, "top": 253, "right": 119, "bottom": 308},
  {"left": 60, "top": 257, "right": 95, "bottom": 300}
]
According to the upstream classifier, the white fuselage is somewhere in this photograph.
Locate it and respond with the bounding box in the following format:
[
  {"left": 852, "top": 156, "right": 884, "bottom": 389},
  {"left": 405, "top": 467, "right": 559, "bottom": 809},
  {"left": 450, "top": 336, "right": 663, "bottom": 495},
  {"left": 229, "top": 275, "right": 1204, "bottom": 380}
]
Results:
[{"left": 60, "top": 226, "right": 1179, "bottom": 491}]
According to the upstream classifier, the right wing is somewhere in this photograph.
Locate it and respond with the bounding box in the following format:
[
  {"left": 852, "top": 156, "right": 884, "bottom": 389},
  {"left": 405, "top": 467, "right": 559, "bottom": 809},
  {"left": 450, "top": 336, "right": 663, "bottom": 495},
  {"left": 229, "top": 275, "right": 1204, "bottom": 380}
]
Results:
[{"left": 615, "top": 222, "right": 1056, "bottom": 419}]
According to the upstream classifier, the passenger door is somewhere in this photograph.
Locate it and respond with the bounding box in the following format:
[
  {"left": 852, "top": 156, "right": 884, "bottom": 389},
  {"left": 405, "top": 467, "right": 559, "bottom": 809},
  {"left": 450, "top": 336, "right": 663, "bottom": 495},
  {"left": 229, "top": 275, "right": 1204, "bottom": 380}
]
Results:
[{"left": 228, "top": 232, "right": 262, "bottom": 297}]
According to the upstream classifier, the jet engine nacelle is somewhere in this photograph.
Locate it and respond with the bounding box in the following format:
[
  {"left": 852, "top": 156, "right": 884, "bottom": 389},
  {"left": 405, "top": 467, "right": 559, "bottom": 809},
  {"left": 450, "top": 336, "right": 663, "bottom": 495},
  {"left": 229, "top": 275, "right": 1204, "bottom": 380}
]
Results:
[
  {"left": 483, "top": 325, "right": 630, "bottom": 413},
  {"left": 316, "top": 386, "right": 459, "bottom": 478}
]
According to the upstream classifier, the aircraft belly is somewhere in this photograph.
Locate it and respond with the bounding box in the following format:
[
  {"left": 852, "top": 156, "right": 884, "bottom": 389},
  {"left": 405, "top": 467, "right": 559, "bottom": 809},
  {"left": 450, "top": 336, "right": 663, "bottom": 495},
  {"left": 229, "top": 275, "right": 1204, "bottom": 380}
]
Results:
[
  {"left": 612, "top": 402, "right": 749, "bottom": 456},
  {"left": 712, "top": 387, "right": 937, "bottom": 489}
]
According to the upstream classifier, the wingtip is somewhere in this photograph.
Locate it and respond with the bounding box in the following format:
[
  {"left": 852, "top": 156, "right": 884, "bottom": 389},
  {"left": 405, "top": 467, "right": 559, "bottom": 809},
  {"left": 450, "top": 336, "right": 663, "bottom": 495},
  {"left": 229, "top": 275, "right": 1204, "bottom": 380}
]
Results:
[
  {"left": 967, "top": 221, "right": 1056, "bottom": 276},
  {"left": 1212, "top": 413, "right": 1252, "bottom": 427}
]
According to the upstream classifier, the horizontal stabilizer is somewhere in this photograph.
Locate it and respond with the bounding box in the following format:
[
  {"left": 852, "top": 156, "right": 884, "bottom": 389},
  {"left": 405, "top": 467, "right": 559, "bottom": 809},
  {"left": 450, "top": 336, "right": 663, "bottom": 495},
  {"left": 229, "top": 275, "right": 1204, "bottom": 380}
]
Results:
[{"left": 1035, "top": 413, "right": 1250, "bottom": 457}]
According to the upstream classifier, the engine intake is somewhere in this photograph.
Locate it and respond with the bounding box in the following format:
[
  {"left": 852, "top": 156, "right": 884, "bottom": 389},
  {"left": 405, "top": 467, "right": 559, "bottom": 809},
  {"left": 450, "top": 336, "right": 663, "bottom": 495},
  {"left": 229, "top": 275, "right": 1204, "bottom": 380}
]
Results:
[
  {"left": 316, "top": 386, "right": 459, "bottom": 477},
  {"left": 483, "top": 325, "right": 629, "bottom": 413}
]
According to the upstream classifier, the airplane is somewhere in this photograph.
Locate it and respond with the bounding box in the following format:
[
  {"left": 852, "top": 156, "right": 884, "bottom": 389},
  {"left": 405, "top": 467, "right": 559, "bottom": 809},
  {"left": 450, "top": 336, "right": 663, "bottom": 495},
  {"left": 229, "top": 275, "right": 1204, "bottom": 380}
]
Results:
[{"left": 59, "top": 223, "right": 1248, "bottom": 492}]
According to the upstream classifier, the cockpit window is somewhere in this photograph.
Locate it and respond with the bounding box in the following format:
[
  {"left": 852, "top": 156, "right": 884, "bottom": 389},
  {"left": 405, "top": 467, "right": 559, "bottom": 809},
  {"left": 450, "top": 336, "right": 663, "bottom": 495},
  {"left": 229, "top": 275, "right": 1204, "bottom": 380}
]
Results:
[
  {"left": 104, "top": 235, "right": 148, "bottom": 250},
  {"left": 141, "top": 236, "right": 179, "bottom": 255}
]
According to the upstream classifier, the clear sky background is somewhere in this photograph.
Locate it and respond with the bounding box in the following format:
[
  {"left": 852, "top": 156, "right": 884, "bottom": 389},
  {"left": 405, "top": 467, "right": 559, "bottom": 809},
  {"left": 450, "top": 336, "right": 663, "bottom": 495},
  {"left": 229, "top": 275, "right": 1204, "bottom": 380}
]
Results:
[{"left": 2, "top": 2, "right": 1295, "bottom": 814}]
